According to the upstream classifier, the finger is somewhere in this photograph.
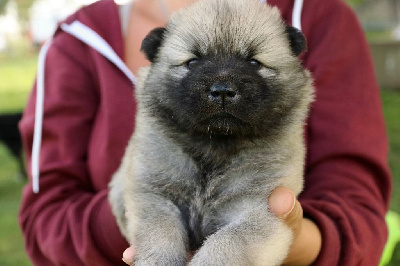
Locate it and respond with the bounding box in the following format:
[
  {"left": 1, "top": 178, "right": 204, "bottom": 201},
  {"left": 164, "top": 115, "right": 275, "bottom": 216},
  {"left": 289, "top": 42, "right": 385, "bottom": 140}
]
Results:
[
  {"left": 268, "top": 186, "right": 295, "bottom": 218},
  {"left": 284, "top": 198, "right": 303, "bottom": 234},
  {"left": 122, "top": 247, "right": 135, "bottom": 265},
  {"left": 268, "top": 187, "right": 320, "bottom": 265},
  {"left": 268, "top": 186, "right": 303, "bottom": 233}
]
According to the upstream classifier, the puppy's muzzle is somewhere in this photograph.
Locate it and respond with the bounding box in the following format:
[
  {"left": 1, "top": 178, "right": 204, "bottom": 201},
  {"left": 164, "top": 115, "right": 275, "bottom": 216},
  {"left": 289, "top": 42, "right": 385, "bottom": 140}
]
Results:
[{"left": 209, "top": 83, "right": 239, "bottom": 105}]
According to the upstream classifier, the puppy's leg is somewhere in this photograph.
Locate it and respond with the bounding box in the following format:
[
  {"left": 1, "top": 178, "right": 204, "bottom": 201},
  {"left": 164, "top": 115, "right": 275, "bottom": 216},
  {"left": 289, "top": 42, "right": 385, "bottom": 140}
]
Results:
[
  {"left": 189, "top": 206, "right": 293, "bottom": 266},
  {"left": 126, "top": 193, "right": 188, "bottom": 266},
  {"left": 108, "top": 169, "right": 129, "bottom": 238}
]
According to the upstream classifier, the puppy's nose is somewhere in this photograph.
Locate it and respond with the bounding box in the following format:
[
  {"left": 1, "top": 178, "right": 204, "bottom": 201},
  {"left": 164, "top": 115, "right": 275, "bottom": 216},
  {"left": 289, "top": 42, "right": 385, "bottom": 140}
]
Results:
[{"left": 209, "top": 83, "right": 238, "bottom": 104}]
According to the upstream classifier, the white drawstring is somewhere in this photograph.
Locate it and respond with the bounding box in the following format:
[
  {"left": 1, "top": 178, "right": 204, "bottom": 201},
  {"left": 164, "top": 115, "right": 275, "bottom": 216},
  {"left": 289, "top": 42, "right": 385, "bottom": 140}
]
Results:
[
  {"left": 31, "top": 21, "right": 137, "bottom": 193},
  {"left": 292, "top": 0, "right": 304, "bottom": 31},
  {"left": 32, "top": 39, "right": 52, "bottom": 193},
  {"left": 262, "top": 0, "right": 303, "bottom": 31},
  {"left": 60, "top": 21, "right": 137, "bottom": 86}
]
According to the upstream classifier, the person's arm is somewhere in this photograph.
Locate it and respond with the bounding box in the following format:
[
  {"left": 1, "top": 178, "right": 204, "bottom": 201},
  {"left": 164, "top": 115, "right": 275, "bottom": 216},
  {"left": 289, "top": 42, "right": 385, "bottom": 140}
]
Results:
[
  {"left": 18, "top": 35, "right": 128, "bottom": 265},
  {"left": 297, "top": 0, "right": 392, "bottom": 264}
]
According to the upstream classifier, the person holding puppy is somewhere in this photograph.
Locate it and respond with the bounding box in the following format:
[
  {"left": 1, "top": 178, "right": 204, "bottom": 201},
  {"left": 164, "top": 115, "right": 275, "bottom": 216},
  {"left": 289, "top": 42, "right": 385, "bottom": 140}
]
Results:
[{"left": 18, "top": 0, "right": 391, "bottom": 265}]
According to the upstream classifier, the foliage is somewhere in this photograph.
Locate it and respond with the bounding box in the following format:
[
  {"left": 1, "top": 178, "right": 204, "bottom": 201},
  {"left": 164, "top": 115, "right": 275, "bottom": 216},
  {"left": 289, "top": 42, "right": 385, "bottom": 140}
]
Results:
[
  {"left": 0, "top": 144, "right": 32, "bottom": 265},
  {"left": 14, "top": 0, "right": 36, "bottom": 20},
  {"left": 0, "top": 0, "right": 10, "bottom": 15},
  {"left": 0, "top": 51, "right": 36, "bottom": 113},
  {"left": 345, "top": 0, "right": 365, "bottom": 6},
  {"left": 381, "top": 211, "right": 400, "bottom": 265},
  {"left": 0, "top": 0, "right": 35, "bottom": 20},
  {"left": 380, "top": 89, "right": 400, "bottom": 214}
]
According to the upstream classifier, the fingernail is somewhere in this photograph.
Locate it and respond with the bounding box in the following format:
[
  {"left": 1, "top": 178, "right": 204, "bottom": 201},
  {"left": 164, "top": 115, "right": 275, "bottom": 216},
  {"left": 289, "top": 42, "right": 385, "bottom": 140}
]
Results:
[
  {"left": 269, "top": 187, "right": 296, "bottom": 218},
  {"left": 122, "top": 248, "right": 134, "bottom": 265},
  {"left": 282, "top": 197, "right": 296, "bottom": 218}
]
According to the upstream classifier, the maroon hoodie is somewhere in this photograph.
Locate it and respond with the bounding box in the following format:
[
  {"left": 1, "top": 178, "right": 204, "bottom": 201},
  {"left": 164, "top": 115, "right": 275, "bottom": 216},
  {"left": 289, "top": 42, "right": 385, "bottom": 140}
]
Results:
[{"left": 19, "top": 0, "right": 391, "bottom": 265}]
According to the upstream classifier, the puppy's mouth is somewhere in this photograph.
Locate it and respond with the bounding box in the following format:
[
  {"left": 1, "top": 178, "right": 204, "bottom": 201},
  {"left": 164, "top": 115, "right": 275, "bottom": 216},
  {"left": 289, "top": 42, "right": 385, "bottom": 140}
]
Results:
[{"left": 197, "top": 113, "right": 249, "bottom": 136}]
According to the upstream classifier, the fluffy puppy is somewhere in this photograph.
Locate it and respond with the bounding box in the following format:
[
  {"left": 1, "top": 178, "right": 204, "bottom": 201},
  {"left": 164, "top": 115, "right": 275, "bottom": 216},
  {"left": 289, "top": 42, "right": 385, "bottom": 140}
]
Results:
[{"left": 109, "top": 0, "right": 314, "bottom": 265}]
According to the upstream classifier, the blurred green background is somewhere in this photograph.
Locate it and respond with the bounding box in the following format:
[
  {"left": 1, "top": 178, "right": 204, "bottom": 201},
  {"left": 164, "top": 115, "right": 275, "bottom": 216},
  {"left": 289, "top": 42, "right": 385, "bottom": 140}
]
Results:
[{"left": 1, "top": 0, "right": 400, "bottom": 265}]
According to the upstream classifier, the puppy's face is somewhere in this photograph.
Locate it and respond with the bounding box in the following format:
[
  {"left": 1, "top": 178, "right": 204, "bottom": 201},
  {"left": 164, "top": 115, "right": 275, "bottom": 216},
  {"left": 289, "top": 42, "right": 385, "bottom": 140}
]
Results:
[{"left": 139, "top": 0, "right": 312, "bottom": 139}]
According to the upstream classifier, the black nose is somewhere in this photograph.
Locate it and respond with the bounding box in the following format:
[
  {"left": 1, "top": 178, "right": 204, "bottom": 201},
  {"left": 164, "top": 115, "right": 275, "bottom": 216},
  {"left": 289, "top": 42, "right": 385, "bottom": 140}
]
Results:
[{"left": 209, "top": 83, "right": 238, "bottom": 104}]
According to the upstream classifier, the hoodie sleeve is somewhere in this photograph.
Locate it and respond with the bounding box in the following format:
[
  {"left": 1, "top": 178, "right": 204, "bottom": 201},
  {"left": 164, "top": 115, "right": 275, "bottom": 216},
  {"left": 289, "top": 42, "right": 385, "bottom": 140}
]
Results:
[
  {"left": 299, "top": 0, "right": 392, "bottom": 265},
  {"left": 18, "top": 34, "right": 128, "bottom": 265}
]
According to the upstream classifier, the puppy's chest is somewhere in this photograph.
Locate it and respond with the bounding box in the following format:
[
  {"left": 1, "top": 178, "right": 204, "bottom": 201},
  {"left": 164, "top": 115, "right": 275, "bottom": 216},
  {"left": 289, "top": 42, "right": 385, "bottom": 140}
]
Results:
[
  {"left": 151, "top": 149, "right": 270, "bottom": 250},
  {"left": 177, "top": 169, "right": 224, "bottom": 251},
  {"left": 174, "top": 159, "right": 236, "bottom": 251}
]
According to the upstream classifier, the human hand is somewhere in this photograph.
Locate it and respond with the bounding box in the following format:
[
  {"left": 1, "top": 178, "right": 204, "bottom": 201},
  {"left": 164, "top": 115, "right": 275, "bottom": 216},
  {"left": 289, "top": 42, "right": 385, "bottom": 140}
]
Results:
[
  {"left": 122, "top": 247, "right": 134, "bottom": 265},
  {"left": 268, "top": 186, "right": 322, "bottom": 265}
]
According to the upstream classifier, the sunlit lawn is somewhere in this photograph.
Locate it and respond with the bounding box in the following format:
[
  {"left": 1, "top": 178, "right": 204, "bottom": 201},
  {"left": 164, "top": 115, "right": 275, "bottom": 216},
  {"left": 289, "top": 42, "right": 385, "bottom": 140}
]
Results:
[
  {"left": 0, "top": 53, "right": 36, "bottom": 112},
  {"left": 0, "top": 144, "right": 32, "bottom": 266},
  {"left": 381, "top": 90, "right": 400, "bottom": 213},
  {"left": 0, "top": 49, "right": 35, "bottom": 265},
  {"left": 0, "top": 50, "right": 399, "bottom": 265},
  {"left": 380, "top": 89, "right": 400, "bottom": 265}
]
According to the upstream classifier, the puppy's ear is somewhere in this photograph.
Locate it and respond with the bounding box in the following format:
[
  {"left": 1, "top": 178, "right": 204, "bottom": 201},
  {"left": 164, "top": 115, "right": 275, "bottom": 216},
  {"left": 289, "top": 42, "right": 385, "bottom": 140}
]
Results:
[
  {"left": 285, "top": 26, "right": 307, "bottom": 56},
  {"left": 140, "top": 27, "right": 167, "bottom": 62}
]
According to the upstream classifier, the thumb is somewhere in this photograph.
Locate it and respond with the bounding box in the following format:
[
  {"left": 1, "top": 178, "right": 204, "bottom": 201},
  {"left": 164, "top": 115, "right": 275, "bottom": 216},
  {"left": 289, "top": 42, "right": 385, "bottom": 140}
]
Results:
[
  {"left": 268, "top": 186, "right": 303, "bottom": 232},
  {"left": 122, "top": 247, "right": 135, "bottom": 265}
]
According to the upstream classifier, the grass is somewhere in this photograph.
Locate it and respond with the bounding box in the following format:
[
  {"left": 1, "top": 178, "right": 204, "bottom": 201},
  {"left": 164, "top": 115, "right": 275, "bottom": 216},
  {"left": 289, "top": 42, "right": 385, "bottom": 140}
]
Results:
[
  {"left": 366, "top": 31, "right": 394, "bottom": 43},
  {"left": 0, "top": 49, "right": 35, "bottom": 265},
  {"left": 0, "top": 52, "right": 36, "bottom": 113},
  {"left": 381, "top": 89, "right": 400, "bottom": 214},
  {"left": 0, "top": 145, "right": 32, "bottom": 266},
  {"left": 0, "top": 50, "right": 399, "bottom": 265},
  {"left": 380, "top": 88, "right": 400, "bottom": 264}
]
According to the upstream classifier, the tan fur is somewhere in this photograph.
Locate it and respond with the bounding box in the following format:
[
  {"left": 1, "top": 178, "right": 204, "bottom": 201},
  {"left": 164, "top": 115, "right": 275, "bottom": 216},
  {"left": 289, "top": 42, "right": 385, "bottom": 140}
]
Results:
[{"left": 109, "top": 0, "right": 314, "bottom": 265}]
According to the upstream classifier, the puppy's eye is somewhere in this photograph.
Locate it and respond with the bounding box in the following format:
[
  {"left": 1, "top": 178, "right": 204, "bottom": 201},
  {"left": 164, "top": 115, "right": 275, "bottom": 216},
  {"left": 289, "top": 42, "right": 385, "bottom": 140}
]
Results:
[
  {"left": 186, "top": 59, "right": 199, "bottom": 69},
  {"left": 249, "top": 59, "right": 263, "bottom": 69}
]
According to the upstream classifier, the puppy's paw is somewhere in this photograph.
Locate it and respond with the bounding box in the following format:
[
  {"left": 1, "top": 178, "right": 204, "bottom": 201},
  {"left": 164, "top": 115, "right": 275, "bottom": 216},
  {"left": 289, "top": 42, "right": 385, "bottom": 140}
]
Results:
[
  {"left": 188, "top": 238, "right": 247, "bottom": 266},
  {"left": 134, "top": 253, "right": 187, "bottom": 266}
]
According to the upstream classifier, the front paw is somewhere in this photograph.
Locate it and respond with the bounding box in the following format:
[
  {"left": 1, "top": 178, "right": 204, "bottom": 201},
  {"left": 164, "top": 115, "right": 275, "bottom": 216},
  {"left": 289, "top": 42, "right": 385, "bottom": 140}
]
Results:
[
  {"left": 188, "top": 241, "right": 247, "bottom": 266},
  {"left": 134, "top": 252, "right": 187, "bottom": 266}
]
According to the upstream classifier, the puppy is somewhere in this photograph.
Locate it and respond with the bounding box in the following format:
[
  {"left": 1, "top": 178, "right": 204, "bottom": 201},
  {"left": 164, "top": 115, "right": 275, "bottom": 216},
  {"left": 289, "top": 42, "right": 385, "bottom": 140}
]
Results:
[{"left": 109, "top": 0, "right": 314, "bottom": 265}]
